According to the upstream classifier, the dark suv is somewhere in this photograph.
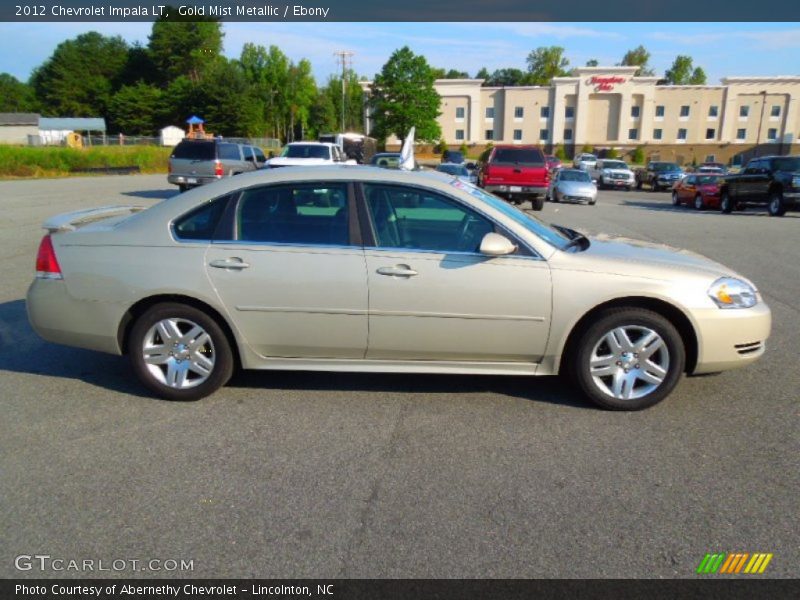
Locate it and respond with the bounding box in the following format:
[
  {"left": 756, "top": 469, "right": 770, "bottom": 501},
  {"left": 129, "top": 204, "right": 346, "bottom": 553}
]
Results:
[
  {"left": 441, "top": 150, "right": 466, "bottom": 165},
  {"left": 168, "top": 140, "right": 267, "bottom": 192}
]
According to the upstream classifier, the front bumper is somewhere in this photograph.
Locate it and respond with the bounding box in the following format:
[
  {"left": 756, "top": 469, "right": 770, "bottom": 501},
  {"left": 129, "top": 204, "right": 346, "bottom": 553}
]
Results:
[
  {"left": 27, "top": 279, "right": 124, "bottom": 355},
  {"left": 692, "top": 301, "right": 771, "bottom": 374}
]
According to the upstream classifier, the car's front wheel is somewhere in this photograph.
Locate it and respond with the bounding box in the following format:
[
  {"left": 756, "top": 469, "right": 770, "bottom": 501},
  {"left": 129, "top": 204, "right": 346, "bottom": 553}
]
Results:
[
  {"left": 671, "top": 191, "right": 680, "bottom": 206},
  {"left": 768, "top": 192, "right": 787, "bottom": 217},
  {"left": 720, "top": 190, "right": 734, "bottom": 213},
  {"left": 694, "top": 194, "right": 705, "bottom": 211},
  {"left": 569, "top": 308, "right": 685, "bottom": 410},
  {"left": 129, "top": 303, "right": 234, "bottom": 401},
  {"left": 531, "top": 196, "right": 544, "bottom": 211}
]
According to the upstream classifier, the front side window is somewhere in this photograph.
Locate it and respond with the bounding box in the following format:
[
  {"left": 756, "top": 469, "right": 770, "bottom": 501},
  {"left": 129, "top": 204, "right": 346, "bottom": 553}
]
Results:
[
  {"left": 236, "top": 183, "right": 349, "bottom": 246},
  {"left": 364, "top": 184, "right": 494, "bottom": 253},
  {"left": 218, "top": 144, "right": 241, "bottom": 160}
]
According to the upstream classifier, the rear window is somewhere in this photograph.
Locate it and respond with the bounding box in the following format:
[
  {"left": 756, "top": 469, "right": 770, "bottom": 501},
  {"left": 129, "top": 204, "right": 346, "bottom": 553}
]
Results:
[
  {"left": 282, "top": 144, "right": 331, "bottom": 159},
  {"left": 171, "top": 141, "right": 215, "bottom": 160},
  {"left": 173, "top": 195, "right": 231, "bottom": 241},
  {"left": 652, "top": 162, "right": 680, "bottom": 171},
  {"left": 491, "top": 148, "right": 545, "bottom": 166}
]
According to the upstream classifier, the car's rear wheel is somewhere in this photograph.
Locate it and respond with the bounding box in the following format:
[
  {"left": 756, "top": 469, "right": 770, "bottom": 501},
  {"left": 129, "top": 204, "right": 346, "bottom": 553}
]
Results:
[
  {"left": 768, "top": 192, "right": 787, "bottom": 217},
  {"left": 569, "top": 308, "right": 685, "bottom": 410},
  {"left": 178, "top": 184, "right": 189, "bottom": 193},
  {"left": 720, "top": 191, "right": 734, "bottom": 213},
  {"left": 531, "top": 196, "right": 544, "bottom": 211},
  {"left": 129, "top": 303, "right": 234, "bottom": 401},
  {"left": 651, "top": 182, "right": 659, "bottom": 192},
  {"left": 694, "top": 194, "right": 705, "bottom": 211},
  {"left": 671, "top": 191, "right": 680, "bottom": 206}
]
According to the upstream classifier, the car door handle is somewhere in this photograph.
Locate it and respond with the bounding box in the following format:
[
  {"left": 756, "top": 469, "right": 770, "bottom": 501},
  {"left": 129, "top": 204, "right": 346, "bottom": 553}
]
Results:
[
  {"left": 376, "top": 265, "right": 418, "bottom": 278},
  {"left": 209, "top": 258, "right": 250, "bottom": 270}
]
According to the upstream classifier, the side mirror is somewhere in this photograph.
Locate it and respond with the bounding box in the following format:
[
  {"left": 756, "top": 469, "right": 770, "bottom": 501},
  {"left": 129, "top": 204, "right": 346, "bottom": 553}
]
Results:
[{"left": 479, "top": 232, "right": 517, "bottom": 257}]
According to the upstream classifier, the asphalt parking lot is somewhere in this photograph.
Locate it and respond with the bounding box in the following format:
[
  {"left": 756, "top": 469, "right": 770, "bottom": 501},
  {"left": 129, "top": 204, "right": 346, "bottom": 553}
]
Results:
[{"left": 1, "top": 174, "right": 798, "bottom": 579}]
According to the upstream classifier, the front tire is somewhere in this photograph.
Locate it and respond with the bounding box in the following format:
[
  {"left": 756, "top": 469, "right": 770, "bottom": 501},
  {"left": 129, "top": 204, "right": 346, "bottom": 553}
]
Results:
[
  {"left": 768, "top": 192, "right": 786, "bottom": 217},
  {"left": 129, "top": 303, "right": 234, "bottom": 401},
  {"left": 694, "top": 194, "right": 705, "bottom": 211},
  {"left": 720, "top": 190, "right": 734, "bottom": 213},
  {"left": 568, "top": 308, "right": 685, "bottom": 411},
  {"left": 531, "top": 196, "right": 544, "bottom": 211},
  {"left": 672, "top": 191, "right": 680, "bottom": 206}
]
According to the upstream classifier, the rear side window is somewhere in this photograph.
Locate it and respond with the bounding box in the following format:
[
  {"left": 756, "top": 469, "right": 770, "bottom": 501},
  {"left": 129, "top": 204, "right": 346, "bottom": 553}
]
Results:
[
  {"left": 173, "top": 196, "right": 231, "bottom": 241},
  {"left": 236, "top": 183, "right": 350, "bottom": 246},
  {"left": 171, "top": 141, "right": 215, "bottom": 160},
  {"left": 253, "top": 148, "right": 267, "bottom": 162},
  {"left": 491, "top": 148, "right": 544, "bottom": 166},
  {"left": 218, "top": 143, "right": 241, "bottom": 160}
]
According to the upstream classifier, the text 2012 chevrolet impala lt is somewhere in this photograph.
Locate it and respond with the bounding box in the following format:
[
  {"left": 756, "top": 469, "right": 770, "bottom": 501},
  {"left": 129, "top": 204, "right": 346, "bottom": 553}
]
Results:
[{"left": 27, "top": 167, "right": 770, "bottom": 410}]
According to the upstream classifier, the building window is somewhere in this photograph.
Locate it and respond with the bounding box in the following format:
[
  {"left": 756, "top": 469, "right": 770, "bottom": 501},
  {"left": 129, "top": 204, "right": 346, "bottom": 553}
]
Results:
[
  {"left": 736, "top": 128, "right": 746, "bottom": 140},
  {"left": 653, "top": 128, "right": 663, "bottom": 140},
  {"left": 563, "top": 128, "right": 573, "bottom": 141},
  {"left": 455, "top": 107, "right": 465, "bottom": 120},
  {"left": 565, "top": 106, "right": 575, "bottom": 119},
  {"left": 513, "top": 129, "right": 522, "bottom": 141},
  {"left": 680, "top": 105, "right": 690, "bottom": 118},
  {"left": 655, "top": 105, "right": 665, "bottom": 118},
  {"left": 514, "top": 107, "right": 524, "bottom": 119},
  {"left": 455, "top": 129, "right": 465, "bottom": 141},
  {"left": 485, "top": 129, "right": 494, "bottom": 141},
  {"left": 705, "top": 154, "right": 716, "bottom": 163},
  {"left": 708, "top": 105, "right": 719, "bottom": 118},
  {"left": 628, "top": 128, "right": 638, "bottom": 140},
  {"left": 767, "top": 128, "right": 778, "bottom": 141},
  {"left": 540, "top": 106, "right": 550, "bottom": 119},
  {"left": 771, "top": 105, "right": 781, "bottom": 118},
  {"left": 538, "top": 129, "right": 548, "bottom": 141},
  {"left": 677, "top": 128, "right": 687, "bottom": 140},
  {"left": 485, "top": 107, "right": 494, "bottom": 119},
  {"left": 706, "top": 128, "right": 715, "bottom": 140},
  {"left": 739, "top": 105, "right": 749, "bottom": 118},
  {"left": 631, "top": 106, "right": 640, "bottom": 118}
]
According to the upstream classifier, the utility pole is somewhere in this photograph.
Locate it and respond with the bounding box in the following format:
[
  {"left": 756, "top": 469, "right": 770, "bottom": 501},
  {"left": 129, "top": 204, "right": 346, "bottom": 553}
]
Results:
[{"left": 333, "top": 50, "right": 354, "bottom": 131}]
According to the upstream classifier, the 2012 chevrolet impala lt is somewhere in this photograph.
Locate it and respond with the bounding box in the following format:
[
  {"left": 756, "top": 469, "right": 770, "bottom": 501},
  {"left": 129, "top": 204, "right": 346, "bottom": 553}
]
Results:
[{"left": 27, "top": 167, "right": 770, "bottom": 410}]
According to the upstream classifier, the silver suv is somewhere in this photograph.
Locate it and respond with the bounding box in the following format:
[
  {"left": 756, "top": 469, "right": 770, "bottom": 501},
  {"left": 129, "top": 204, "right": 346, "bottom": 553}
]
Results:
[{"left": 168, "top": 140, "right": 267, "bottom": 192}]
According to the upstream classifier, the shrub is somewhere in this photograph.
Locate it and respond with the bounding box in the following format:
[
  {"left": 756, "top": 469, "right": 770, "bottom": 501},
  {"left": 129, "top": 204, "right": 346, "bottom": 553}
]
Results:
[
  {"left": 479, "top": 142, "right": 494, "bottom": 163},
  {"left": 606, "top": 147, "right": 619, "bottom": 159},
  {"left": 436, "top": 138, "right": 448, "bottom": 155},
  {"left": 554, "top": 144, "right": 566, "bottom": 160},
  {"left": 631, "top": 146, "right": 645, "bottom": 165},
  {"left": 581, "top": 144, "right": 594, "bottom": 154},
  {"left": 459, "top": 142, "right": 469, "bottom": 157}
]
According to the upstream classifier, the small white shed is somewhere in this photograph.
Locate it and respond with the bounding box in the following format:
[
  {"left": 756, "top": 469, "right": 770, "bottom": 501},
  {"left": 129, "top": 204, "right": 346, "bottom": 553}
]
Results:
[{"left": 160, "top": 126, "right": 185, "bottom": 147}]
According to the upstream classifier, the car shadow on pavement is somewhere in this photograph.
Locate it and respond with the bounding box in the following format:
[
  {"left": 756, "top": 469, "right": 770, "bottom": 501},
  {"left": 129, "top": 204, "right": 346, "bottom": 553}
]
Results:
[
  {"left": 229, "top": 369, "right": 591, "bottom": 410},
  {"left": 622, "top": 200, "right": 800, "bottom": 217},
  {"left": 121, "top": 189, "right": 177, "bottom": 200},
  {"left": 0, "top": 299, "right": 154, "bottom": 399}
]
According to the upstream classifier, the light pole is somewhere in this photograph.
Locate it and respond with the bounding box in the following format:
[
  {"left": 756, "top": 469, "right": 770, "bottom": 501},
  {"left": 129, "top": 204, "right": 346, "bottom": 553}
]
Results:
[
  {"left": 334, "top": 51, "right": 354, "bottom": 131},
  {"left": 755, "top": 90, "right": 767, "bottom": 157}
]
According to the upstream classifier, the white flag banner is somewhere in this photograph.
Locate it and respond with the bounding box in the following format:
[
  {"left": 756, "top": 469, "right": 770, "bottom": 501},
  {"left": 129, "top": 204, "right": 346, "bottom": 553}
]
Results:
[{"left": 399, "top": 126, "right": 415, "bottom": 170}]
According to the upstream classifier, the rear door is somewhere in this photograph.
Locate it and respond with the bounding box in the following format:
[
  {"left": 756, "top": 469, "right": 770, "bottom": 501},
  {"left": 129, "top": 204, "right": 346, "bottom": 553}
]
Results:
[
  {"left": 205, "top": 181, "right": 368, "bottom": 359},
  {"left": 360, "top": 182, "right": 552, "bottom": 362},
  {"left": 679, "top": 175, "right": 696, "bottom": 202}
]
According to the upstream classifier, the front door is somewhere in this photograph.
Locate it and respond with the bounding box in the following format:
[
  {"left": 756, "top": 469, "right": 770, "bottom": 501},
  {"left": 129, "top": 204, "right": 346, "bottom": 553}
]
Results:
[{"left": 361, "top": 183, "right": 552, "bottom": 362}]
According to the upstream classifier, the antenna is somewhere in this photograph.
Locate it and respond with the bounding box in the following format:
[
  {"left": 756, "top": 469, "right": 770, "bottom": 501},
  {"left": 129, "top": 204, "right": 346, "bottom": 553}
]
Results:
[{"left": 333, "top": 50, "right": 354, "bottom": 131}]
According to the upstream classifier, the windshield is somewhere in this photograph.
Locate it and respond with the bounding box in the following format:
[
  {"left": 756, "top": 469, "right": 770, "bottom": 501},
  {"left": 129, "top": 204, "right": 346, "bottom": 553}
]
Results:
[
  {"left": 773, "top": 157, "right": 800, "bottom": 172},
  {"left": 443, "top": 151, "right": 464, "bottom": 163},
  {"left": 578, "top": 154, "right": 597, "bottom": 161},
  {"left": 653, "top": 162, "right": 680, "bottom": 171},
  {"left": 281, "top": 144, "right": 330, "bottom": 159},
  {"left": 492, "top": 148, "right": 545, "bottom": 166},
  {"left": 697, "top": 175, "right": 720, "bottom": 184},
  {"left": 437, "top": 164, "right": 469, "bottom": 176},
  {"left": 560, "top": 170, "right": 592, "bottom": 182},
  {"left": 601, "top": 161, "right": 628, "bottom": 170},
  {"left": 451, "top": 180, "right": 571, "bottom": 250}
]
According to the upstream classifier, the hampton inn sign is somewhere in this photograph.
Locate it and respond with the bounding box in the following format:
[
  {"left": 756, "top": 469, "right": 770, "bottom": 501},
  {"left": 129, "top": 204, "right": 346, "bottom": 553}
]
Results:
[{"left": 588, "top": 76, "right": 626, "bottom": 91}]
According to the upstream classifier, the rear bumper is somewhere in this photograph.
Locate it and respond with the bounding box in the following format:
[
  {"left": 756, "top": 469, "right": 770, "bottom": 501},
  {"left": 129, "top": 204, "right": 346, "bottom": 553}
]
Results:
[
  {"left": 692, "top": 302, "right": 771, "bottom": 374},
  {"left": 484, "top": 184, "right": 547, "bottom": 196},
  {"left": 167, "top": 174, "right": 220, "bottom": 187},
  {"left": 26, "top": 279, "right": 123, "bottom": 355}
]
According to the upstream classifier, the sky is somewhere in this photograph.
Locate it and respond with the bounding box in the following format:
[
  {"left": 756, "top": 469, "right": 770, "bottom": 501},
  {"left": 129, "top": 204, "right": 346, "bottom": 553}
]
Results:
[{"left": 0, "top": 21, "right": 799, "bottom": 85}]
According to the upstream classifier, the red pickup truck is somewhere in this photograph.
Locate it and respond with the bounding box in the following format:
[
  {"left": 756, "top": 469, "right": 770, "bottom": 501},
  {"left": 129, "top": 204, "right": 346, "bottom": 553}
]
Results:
[{"left": 478, "top": 145, "right": 550, "bottom": 210}]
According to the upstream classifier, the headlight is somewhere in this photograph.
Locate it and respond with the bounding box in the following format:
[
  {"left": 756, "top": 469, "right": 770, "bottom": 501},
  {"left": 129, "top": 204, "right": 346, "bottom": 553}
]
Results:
[
  {"left": 707, "top": 277, "right": 757, "bottom": 309},
  {"left": 792, "top": 176, "right": 800, "bottom": 188}
]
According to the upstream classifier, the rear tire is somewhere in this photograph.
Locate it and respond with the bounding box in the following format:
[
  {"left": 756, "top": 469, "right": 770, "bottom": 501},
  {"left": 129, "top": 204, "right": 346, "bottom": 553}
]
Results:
[
  {"left": 129, "top": 303, "right": 234, "bottom": 401},
  {"left": 178, "top": 184, "right": 189, "bottom": 193},
  {"left": 694, "top": 194, "right": 705, "bottom": 211},
  {"left": 671, "top": 191, "right": 680, "bottom": 206},
  {"left": 768, "top": 192, "right": 786, "bottom": 217},
  {"left": 720, "top": 190, "right": 734, "bottom": 213},
  {"left": 531, "top": 196, "right": 545, "bottom": 211},
  {"left": 568, "top": 308, "right": 685, "bottom": 411}
]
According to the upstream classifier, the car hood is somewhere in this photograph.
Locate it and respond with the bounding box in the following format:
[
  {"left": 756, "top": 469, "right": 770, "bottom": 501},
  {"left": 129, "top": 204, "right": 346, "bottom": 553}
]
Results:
[{"left": 577, "top": 233, "right": 737, "bottom": 281}]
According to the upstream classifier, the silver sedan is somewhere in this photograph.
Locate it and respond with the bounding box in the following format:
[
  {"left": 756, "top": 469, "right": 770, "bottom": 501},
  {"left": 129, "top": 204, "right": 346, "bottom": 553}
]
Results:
[
  {"left": 27, "top": 167, "right": 770, "bottom": 410},
  {"left": 547, "top": 169, "right": 598, "bottom": 204}
]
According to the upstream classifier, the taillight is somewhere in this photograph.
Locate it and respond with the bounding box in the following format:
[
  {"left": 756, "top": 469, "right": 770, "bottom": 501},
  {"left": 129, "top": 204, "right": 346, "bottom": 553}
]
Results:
[
  {"left": 214, "top": 161, "right": 223, "bottom": 177},
  {"left": 36, "top": 235, "right": 63, "bottom": 280}
]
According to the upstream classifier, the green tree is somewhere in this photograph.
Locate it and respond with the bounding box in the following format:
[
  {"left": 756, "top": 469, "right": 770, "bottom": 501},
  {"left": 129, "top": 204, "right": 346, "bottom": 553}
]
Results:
[
  {"left": 31, "top": 32, "right": 129, "bottom": 117},
  {"left": 148, "top": 12, "right": 223, "bottom": 84},
  {"left": 632, "top": 146, "right": 645, "bottom": 164},
  {"left": 459, "top": 142, "right": 469, "bottom": 156},
  {"left": 436, "top": 138, "right": 448, "bottom": 155},
  {"left": 484, "top": 68, "right": 533, "bottom": 87},
  {"left": 0, "top": 73, "right": 37, "bottom": 112},
  {"left": 525, "top": 46, "right": 570, "bottom": 85},
  {"left": 554, "top": 144, "right": 566, "bottom": 160},
  {"left": 108, "top": 82, "right": 165, "bottom": 134},
  {"left": 479, "top": 142, "right": 493, "bottom": 162},
  {"left": 285, "top": 59, "right": 317, "bottom": 141},
  {"left": 312, "top": 72, "right": 365, "bottom": 134},
  {"left": 581, "top": 144, "right": 594, "bottom": 153},
  {"left": 620, "top": 45, "right": 655, "bottom": 76},
  {"left": 606, "top": 147, "right": 619, "bottom": 159},
  {"left": 369, "top": 46, "right": 441, "bottom": 143},
  {"left": 585, "top": 59, "right": 599, "bottom": 67},
  {"left": 664, "top": 55, "right": 707, "bottom": 85},
  {"left": 475, "top": 67, "right": 491, "bottom": 81}
]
